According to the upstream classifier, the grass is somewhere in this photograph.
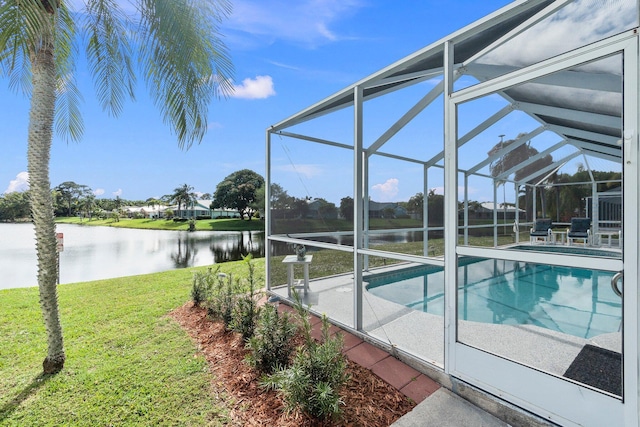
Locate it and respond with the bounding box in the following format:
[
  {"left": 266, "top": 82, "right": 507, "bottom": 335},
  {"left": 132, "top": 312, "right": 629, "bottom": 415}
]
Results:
[
  {"left": 267, "top": 233, "right": 523, "bottom": 286},
  {"left": 271, "top": 217, "right": 425, "bottom": 234},
  {"left": 57, "top": 216, "right": 421, "bottom": 233},
  {"left": 1, "top": 228, "right": 525, "bottom": 425},
  {"left": 56, "top": 216, "right": 264, "bottom": 232},
  {"left": 0, "top": 259, "right": 265, "bottom": 426}
]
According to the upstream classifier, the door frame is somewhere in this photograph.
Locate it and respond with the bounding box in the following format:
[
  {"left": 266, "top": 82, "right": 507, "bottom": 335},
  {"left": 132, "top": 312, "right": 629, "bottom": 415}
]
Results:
[{"left": 443, "top": 31, "right": 638, "bottom": 426}]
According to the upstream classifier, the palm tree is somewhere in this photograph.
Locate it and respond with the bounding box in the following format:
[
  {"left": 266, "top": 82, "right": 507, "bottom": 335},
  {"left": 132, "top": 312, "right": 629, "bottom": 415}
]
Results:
[
  {"left": 170, "top": 183, "right": 197, "bottom": 218},
  {"left": 0, "top": 0, "right": 233, "bottom": 374}
]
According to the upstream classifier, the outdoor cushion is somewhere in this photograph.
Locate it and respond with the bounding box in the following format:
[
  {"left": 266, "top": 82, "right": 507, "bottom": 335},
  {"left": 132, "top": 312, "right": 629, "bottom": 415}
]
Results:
[
  {"left": 530, "top": 219, "right": 552, "bottom": 236},
  {"left": 568, "top": 218, "right": 591, "bottom": 237}
]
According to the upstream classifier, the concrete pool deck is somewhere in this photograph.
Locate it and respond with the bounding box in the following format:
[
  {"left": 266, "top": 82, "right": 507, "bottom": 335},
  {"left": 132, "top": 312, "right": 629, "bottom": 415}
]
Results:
[
  {"left": 269, "top": 265, "right": 621, "bottom": 425},
  {"left": 269, "top": 267, "right": 621, "bottom": 376},
  {"left": 275, "top": 301, "right": 517, "bottom": 426}
]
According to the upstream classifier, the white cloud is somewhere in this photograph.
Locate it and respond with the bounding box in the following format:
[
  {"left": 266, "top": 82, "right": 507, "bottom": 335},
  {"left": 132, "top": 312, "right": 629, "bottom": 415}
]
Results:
[
  {"left": 5, "top": 172, "right": 29, "bottom": 193},
  {"left": 371, "top": 178, "right": 399, "bottom": 200},
  {"left": 226, "top": 0, "right": 365, "bottom": 48},
  {"left": 112, "top": 189, "right": 123, "bottom": 197},
  {"left": 267, "top": 60, "right": 301, "bottom": 71},
  {"left": 94, "top": 188, "right": 105, "bottom": 196},
  {"left": 231, "top": 75, "right": 276, "bottom": 99}
]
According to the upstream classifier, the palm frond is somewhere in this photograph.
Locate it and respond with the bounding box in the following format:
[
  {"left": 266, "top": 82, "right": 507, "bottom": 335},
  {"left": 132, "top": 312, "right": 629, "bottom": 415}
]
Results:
[
  {"left": 136, "top": 0, "right": 234, "bottom": 149},
  {"left": 0, "top": 0, "right": 54, "bottom": 94},
  {"left": 82, "top": 0, "right": 136, "bottom": 116},
  {"left": 55, "top": 72, "right": 85, "bottom": 142},
  {"left": 53, "top": 2, "right": 84, "bottom": 141}
]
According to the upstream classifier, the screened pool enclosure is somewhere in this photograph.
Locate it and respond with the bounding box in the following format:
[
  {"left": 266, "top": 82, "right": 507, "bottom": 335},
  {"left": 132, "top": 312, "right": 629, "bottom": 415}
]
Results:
[{"left": 265, "top": 1, "right": 638, "bottom": 425}]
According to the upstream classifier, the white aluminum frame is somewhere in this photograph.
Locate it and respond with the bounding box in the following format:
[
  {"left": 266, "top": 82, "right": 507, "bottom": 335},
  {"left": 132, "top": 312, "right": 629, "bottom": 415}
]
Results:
[
  {"left": 265, "top": 2, "right": 639, "bottom": 425},
  {"left": 447, "top": 32, "right": 637, "bottom": 427}
]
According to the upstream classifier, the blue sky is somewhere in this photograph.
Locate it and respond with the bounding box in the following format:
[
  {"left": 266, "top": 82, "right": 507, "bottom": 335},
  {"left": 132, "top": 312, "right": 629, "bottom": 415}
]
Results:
[
  {"left": 3, "top": 0, "right": 629, "bottom": 206},
  {"left": 0, "top": 0, "right": 517, "bottom": 203}
]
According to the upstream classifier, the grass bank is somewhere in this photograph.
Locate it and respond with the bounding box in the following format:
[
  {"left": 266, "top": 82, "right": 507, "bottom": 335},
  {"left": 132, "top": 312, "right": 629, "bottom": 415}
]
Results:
[
  {"left": 1, "top": 231, "right": 524, "bottom": 424},
  {"left": 56, "top": 216, "right": 264, "bottom": 232},
  {"left": 0, "top": 259, "right": 264, "bottom": 426}
]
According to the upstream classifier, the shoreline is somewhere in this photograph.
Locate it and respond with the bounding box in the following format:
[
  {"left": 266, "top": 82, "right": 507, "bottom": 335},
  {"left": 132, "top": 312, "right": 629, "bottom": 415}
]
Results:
[{"left": 54, "top": 216, "right": 265, "bottom": 232}]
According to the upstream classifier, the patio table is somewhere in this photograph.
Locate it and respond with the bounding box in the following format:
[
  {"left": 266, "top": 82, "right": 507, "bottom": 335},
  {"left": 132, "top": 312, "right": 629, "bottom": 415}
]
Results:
[
  {"left": 551, "top": 230, "right": 566, "bottom": 245},
  {"left": 595, "top": 230, "right": 621, "bottom": 248},
  {"left": 282, "top": 254, "right": 313, "bottom": 297}
]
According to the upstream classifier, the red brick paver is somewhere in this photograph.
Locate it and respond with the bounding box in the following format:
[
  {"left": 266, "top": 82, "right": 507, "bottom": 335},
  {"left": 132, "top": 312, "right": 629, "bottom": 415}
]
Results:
[
  {"left": 400, "top": 374, "right": 440, "bottom": 404},
  {"left": 276, "top": 301, "right": 440, "bottom": 404},
  {"left": 371, "top": 356, "right": 421, "bottom": 390},
  {"left": 345, "top": 341, "right": 390, "bottom": 369}
]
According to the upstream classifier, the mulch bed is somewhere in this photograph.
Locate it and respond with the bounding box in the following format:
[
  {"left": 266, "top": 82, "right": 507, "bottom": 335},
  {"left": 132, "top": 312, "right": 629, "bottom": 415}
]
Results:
[{"left": 169, "top": 301, "right": 416, "bottom": 426}]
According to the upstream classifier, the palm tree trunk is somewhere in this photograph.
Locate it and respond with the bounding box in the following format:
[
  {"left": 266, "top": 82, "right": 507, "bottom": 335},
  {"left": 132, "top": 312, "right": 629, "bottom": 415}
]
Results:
[{"left": 28, "top": 36, "right": 65, "bottom": 374}]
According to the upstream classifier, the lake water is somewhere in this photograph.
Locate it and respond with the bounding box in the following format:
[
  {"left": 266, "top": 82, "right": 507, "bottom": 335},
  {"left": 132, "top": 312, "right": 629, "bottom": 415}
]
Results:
[
  {"left": 0, "top": 223, "right": 266, "bottom": 290},
  {"left": 0, "top": 223, "right": 427, "bottom": 291}
]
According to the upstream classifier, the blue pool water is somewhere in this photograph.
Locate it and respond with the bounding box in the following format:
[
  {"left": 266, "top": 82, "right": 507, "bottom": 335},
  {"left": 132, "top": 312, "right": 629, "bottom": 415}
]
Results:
[{"left": 365, "top": 257, "right": 622, "bottom": 339}]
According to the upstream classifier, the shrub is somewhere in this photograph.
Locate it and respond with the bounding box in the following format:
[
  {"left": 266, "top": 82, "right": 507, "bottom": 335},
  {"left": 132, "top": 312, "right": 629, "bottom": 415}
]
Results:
[
  {"left": 230, "top": 255, "right": 262, "bottom": 340},
  {"left": 245, "top": 304, "right": 297, "bottom": 374},
  {"left": 206, "top": 271, "right": 238, "bottom": 329},
  {"left": 261, "top": 292, "right": 349, "bottom": 421},
  {"left": 191, "top": 268, "right": 217, "bottom": 307}
]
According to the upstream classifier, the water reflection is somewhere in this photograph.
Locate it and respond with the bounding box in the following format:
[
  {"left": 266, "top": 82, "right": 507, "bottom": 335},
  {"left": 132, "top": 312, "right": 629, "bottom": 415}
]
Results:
[
  {"left": 485, "top": 262, "right": 560, "bottom": 325},
  {"left": 0, "top": 223, "right": 270, "bottom": 289},
  {"left": 303, "top": 230, "right": 426, "bottom": 246},
  {"left": 171, "top": 237, "right": 198, "bottom": 268},
  {"left": 1, "top": 223, "right": 426, "bottom": 290}
]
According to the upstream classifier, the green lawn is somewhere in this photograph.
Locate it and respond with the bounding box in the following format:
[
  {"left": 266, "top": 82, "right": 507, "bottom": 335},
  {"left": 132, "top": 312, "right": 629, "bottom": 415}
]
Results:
[
  {"left": 56, "top": 216, "right": 264, "bottom": 232},
  {"left": 1, "top": 229, "right": 525, "bottom": 425},
  {"left": 0, "top": 259, "right": 264, "bottom": 426}
]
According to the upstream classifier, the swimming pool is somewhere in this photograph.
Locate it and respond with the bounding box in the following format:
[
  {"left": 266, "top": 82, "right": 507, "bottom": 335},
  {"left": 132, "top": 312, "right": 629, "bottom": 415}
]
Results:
[{"left": 365, "top": 257, "right": 622, "bottom": 339}]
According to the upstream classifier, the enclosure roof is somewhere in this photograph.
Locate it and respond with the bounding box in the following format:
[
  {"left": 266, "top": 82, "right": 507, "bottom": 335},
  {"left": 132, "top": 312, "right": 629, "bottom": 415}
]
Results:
[{"left": 269, "top": 0, "right": 627, "bottom": 179}]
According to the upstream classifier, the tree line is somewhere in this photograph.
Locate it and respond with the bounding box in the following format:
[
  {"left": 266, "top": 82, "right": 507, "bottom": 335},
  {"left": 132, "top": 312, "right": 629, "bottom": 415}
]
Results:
[
  {"left": 0, "top": 169, "right": 266, "bottom": 222},
  {"left": 2, "top": 166, "right": 621, "bottom": 224}
]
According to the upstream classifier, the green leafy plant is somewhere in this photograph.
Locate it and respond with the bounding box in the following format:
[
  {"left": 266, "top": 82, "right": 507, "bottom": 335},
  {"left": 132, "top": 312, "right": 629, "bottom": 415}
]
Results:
[
  {"left": 206, "top": 271, "right": 238, "bottom": 329},
  {"left": 230, "top": 255, "right": 263, "bottom": 340},
  {"left": 245, "top": 303, "right": 297, "bottom": 374},
  {"left": 261, "top": 291, "right": 349, "bottom": 420},
  {"left": 190, "top": 267, "right": 217, "bottom": 307}
]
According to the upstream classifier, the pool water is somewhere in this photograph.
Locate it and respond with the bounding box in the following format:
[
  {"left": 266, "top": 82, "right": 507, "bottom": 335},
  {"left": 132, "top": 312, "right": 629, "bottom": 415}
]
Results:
[{"left": 365, "top": 257, "right": 622, "bottom": 339}]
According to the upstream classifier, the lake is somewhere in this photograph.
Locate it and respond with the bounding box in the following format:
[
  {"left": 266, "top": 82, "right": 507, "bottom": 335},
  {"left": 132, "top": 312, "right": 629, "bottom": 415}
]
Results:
[
  {"left": 0, "top": 223, "right": 428, "bottom": 291},
  {"left": 0, "top": 223, "right": 267, "bottom": 290}
]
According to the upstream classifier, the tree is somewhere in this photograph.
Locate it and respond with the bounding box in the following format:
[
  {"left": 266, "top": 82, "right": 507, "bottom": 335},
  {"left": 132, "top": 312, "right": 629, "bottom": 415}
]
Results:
[
  {"left": 212, "top": 169, "right": 265, "bottom": 220},
  {"left": 406, "top": 192, "right": 424, "bottom": 219},
  {"left": 0, "top": 190, "right": 31, "bottom": 221},
  {"left": 251, "top": 185, "right": 265, "bottom": 218},
  {"left": 426, "top": 190, "right": 444, "bottom": 225},
  {"left": 170, "top": 184, "right": 197, "bottom": 218},
  {"left": 54, "top": 181, "right": 92, "bottom": 216},
  {"left": 488, "top": 135, "right": 553, "bottom": 221},
  {"left": 314, "top": 198, "right": 337, "bottom": 219},
  {"left": 291, "top": 197, "right": 310, "bottom": 219},
  {"left": 340, "top": 197, "right": 354, "bottom": 221},
  {"left": 80, "top": 192, "right": 96, "bottom": 219},
  {"left": 0, "top": 0, "right": 233, "bottom": 374},
  {"left": 267, "top": 183, "right": 297, "bottom": 219}
]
